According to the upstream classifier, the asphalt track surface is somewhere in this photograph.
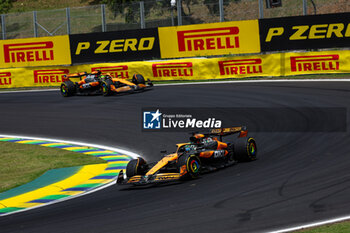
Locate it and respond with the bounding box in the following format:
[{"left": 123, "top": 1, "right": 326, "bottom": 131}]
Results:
[{"left": 0, "top": 81, "right": 350, "bottom": 233}]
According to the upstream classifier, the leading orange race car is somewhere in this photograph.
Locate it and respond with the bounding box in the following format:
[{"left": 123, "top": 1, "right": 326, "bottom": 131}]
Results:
[{"left": 117, "top": 126, "right": 257, "bottom": 186}]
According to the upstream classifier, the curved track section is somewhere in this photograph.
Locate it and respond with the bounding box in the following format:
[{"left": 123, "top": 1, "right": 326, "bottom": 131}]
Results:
[
  {"left": 0, "top": 135, "right": 137, "bottom": 216},
  {"left": 0, "top": 81, "right": 350, "bottom": 233}
]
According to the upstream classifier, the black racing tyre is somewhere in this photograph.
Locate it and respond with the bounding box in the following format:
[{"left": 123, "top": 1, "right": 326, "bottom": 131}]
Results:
[
  {"left": 60, "top": 80, "right": 76, "bottom": 97},
  {"left": 101, "top": 79, "right": 113, "bottom": 96},
  {"left": 226, "top": 143, "right": 235, "bottom": 162},
  {"left": 234, "top": 137, "right": 257, "bottom": 162},
  {"left": 177, "top": 154, "right": 201, "bottom": 179},
  {"left": 126, "top": 157, "right": 146, "bottom": 178},
  {"left": 132, "top": 74, "right": 145, "bottom": 85}
]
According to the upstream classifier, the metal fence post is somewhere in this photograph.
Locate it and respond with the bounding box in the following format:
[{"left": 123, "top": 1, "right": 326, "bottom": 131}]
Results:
[
  {"left": 171, "top": 8, "right": 175, "bottom": 26},
  {"left": 66, "top": 7, "right": 71, "bottom": 34},
  {"left": 177, "top": 0, "right": 182, "bottom": 26},
  {"left": 33, "top": 11, "right": 38, "bottom": 37},
  {"left": 140, "top": 1, "right": 145, "bottom": 29},
  {"left": 219, "top": 0, "right": 224, "bottom": 22},
  {"left": 1, "top": 14, "right": 6, "bottom": 40},
  {"left": 303, "top": 0, "right": 308, "bottom": 15},
  {"left": 101, "top": 4, "right": 106, "bottom": 32},
  {"left": 258, "top": 0, "right": 264, "bottom": 19}
]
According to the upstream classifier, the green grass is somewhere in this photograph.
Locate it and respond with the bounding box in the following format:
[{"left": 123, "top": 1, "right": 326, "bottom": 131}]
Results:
[
  {"left": 0, "top": 141, "right": 105, "bottom": 193},
  {"left": 0, "top": 86, "right": 58, "bottom": 92},
  {"left": 9, "top": 0, "right": 348, "bottom": 19},
  {"left": 10, "top": 0, "right": 99, "bottom": 12},
  {"left": 296, "top": 221, "right": 350, "bottom": 232}
]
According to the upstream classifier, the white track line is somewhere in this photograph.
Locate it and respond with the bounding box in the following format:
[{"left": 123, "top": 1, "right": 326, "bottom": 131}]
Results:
[
  {"left": 0, "top": 134, "right": 139, "bottom": 159},
  {"left": 0, "top": 89, "right": 57, "bottom": 94},
  {"left": 1, "top": 79, "right": 350, "bottom": 94},
  {"left": 156, "top": 78, "right": 350, "bottom": 86},
  {"left": 0, "top": 134, "right": 139, "bottom": 217}
]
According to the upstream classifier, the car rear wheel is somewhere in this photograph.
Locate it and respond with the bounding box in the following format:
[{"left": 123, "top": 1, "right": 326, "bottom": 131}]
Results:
[
  {"left": 132, "top": 74, "right": 145, "bottom": 85},
  {"left": 60, "top": 80, "right": 76, "bottom": 97},
  {"left": 101, "top": 79, "right": 113, "bottom": 96},
  {"left": 126, "top": 157, "right": 146, "bottom": 178},
  {"left": 234, "top": 137, "right": 257, "bottom": 162},
  {"left": 177, "top": 154, "right": 201, "bottom": 179},
  {"left": 226, "top": 143, "right": 235, "bottom": 162}
]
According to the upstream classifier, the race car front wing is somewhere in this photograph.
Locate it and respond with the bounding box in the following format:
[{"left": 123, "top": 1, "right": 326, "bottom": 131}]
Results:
[{"left": 117, "top": 170, "right": 181, "bottom": 185}]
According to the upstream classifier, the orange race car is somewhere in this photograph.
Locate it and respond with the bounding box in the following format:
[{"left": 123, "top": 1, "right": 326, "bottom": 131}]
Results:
[
  {"left": 100, "top": 73, "right": 153, "bottom": 96},
  {"left": 117, "top": 127, "right": 257, "bottom": 186},
  {"left": 60, "top": 71, "right": 153, "bottom": 97}
]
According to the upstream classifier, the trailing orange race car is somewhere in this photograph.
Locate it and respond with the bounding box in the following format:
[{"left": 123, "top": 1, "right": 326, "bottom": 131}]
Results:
[
  {"left": 60, "top": 71, "right": 153, "bottom": 97},
  {"left": 101, "top": 73, "right": 153, "bottom": 96},
  {"left": 117, "top": 127, "right": 257, "bottom": 186}
]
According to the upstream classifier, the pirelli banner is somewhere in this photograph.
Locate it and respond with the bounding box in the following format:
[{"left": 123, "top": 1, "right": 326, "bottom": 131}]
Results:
[
  {"left": 0, "top": 35, "right": 71, "bottom": 68},
  {"left": 158, "top": 20, "right": 260, "bottom": 58},
  {"left": 1, "top": 50, "right": 349, "bottom": 88},
  {"left": 283, "top": 51, "right": 344, "bottom": 76},
  {"left": 69, "top": 28, "right": 160, "bottom": 64},
  {"left": 259, "top": 12, "right": 350, "bottom": 52}
]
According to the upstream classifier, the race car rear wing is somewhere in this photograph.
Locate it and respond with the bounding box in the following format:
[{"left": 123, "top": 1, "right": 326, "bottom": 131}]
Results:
[
  {"left": 63, "top": 71, "right": 101, "bottom": 80},
  {"left": 209, "top": 126, "right": 248, "bottom": 140},
  {"left": 65, "top": 72, "right": 87, "bottom": 78},
  {"left": 190, "top": 126, "right": 248, "bottom": 142}
]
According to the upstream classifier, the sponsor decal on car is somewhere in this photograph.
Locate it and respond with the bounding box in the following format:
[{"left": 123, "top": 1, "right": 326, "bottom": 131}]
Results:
[{"left": 213, "top": 150, "right": 226, "bottom": 158}]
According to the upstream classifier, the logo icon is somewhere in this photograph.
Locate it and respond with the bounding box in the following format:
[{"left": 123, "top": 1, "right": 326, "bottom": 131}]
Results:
[
  {"left": 143, "top": 109, "right": 162, "bottom": 129},
  {"left": 152, "top": 62, "right": 193, "bottom": 77},
  {"left": 33, "top": 69, "right": 69, "bottom": 84},
  {"left": 177, "top": 27, "right": 239, "bottom": 52},
  {"left": 290, "top": 54, "right": 339, "bottom": 72},
  {"left": 218, "top": 58, "right": 262, "bottom": 75},
  {"left": 0, "top": 72, "right": 12, "bottom": 86},
  {"left": 4, "top": 41, "right": 54, "bottom": 63}
]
